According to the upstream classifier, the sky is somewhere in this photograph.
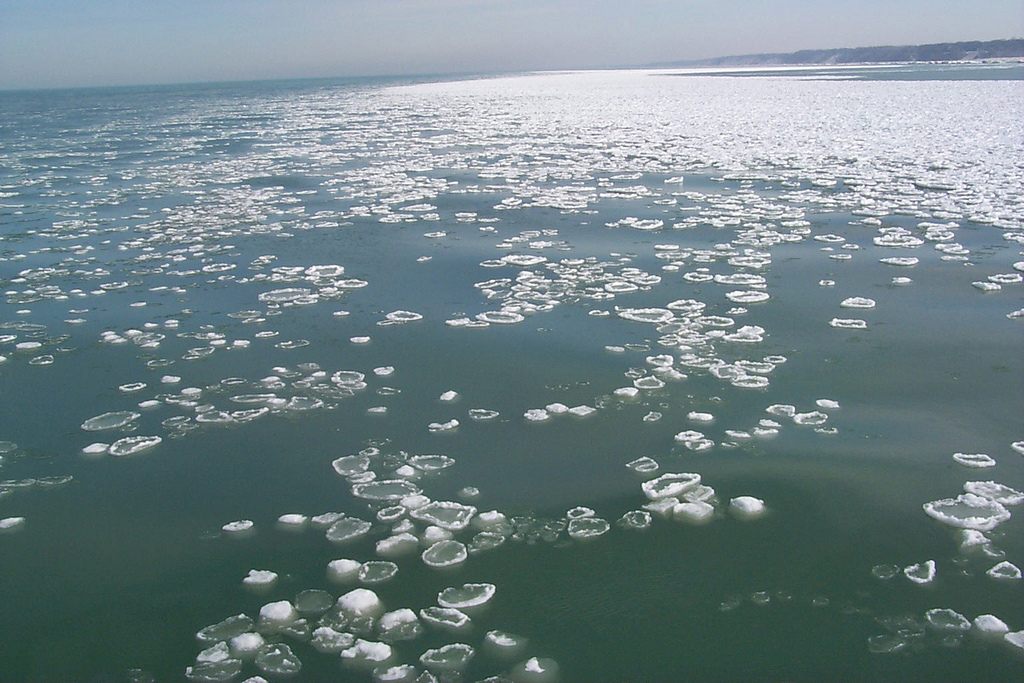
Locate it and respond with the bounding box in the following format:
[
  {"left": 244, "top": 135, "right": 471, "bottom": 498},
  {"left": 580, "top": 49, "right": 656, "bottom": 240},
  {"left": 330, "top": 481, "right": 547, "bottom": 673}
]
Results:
[{"left": 0, "top": 0, "right": 1021, "bottom": 89}]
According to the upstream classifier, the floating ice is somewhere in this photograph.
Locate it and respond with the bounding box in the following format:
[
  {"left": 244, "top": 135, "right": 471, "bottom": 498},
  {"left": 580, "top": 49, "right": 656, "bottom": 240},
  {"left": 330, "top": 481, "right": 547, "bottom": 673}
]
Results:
[
  {"left": 340, "top": 639, "right": 393, "bottom": 668},
  {"left": 337, "top": 588, "right": 385, "bottom": 618},
  {"left": 729, "top": 496, "right": 766, "bottom": 520},
  {"left": 961, "top": 481, "right": 1021, "bottom": 506},
  {"left": 326, "top": 517, "right": 372, "bottom": 543},
  {"left": 922, "top": 493, "right": 1010, "bottom": 531},
  {"left": 419, "top": 606, "right": 471, "bottom": 632},
  {"left": 0, "top": 517, "right": 26, "bottom": 533},
  {"left": 420, "top": 643, "right": 474, "bottom": 673},
  {"left": 626, "top": 457, "right": 659, "bottom": 474},
  {"left": 294, "top": 589, "right": 332, "bottom": 616},
  {"left": 257, "top": 600, "right": 298, "bottom": 629},
  {"left": 642, "top": 472, "right": 701, "bottom": 499},
  {"left": 254, "top": 643, "right": 301, "bottom": 676},
  {"left": 108, "top": 435, "right": 161, "bottom": 456},
  {"left": 567, "top": 517, "right": 610, "bottom": 539},
  {"left": 242, "top": 570, "right": 278, "bottom": 590},
  {"left": 829, "top": 318, "right": 867, "bottom": 329},
  {"left": 510, "top": 657, "right": 560, "bottom": 683},
  {"left": 359, "top": 561, "right": 399, "bottom": 584},
  {"left": 377, "top": 608, "right": 422, "bottom": 641},
  {"left": 973, "top": 615, "right": 1009, "bottom": 636},
  {"left": 903, "top": 560, "right": 936, "bottom": 584},
  {"left": 987, "top": 561, "right": 1021, "bottom": 580},
  {"left": 411, "top": 501, "right": 477, "bottom": 531},
  {"left": 483, "top": 630, "right": 528, "bottom": 660},
  {"left": 376, "top": 533, "right": 420, "bottom": 558},
  {"left": 840, "top": 297, "right": 875, "bottom": 309},
  {"left": 422, "top": 540, "right": 468, "bottom": 568},
  {"left": 327, "top": 558, "right": 362, "bottom": 584},
  {"left": 953, "top": 453, "right": 996, "bottom": 468},
  {"left": 438, "top": 583, "right": 496, "bottom": 611},
  {"left": 196, "top": 614, "right": 254, "bottom": 644},
  {"left": 673, "top": 501, "right": 715, "bottom": 524},
  {"left": 311, "top": 626, "right": 354, "bottom": 653},
  {"left": 228, "top": 632, "right": 264, "bottom": 660},
  {"left": 353, "top": 480, "right": 421, "bottom": 501},
  {"left": 924, "top": 608, "right": 970, "bottom": 632},
  {"left": 81, "top": 411, "right": 140, "bottom": 431},
  {"left": 221, "top": 520, "right": 254, "bottom": 535}
]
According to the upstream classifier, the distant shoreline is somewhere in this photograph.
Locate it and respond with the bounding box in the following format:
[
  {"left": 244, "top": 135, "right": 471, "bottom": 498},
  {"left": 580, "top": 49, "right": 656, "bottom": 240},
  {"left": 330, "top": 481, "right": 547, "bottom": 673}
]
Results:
[{"left": 648, "top": 38, "right": 1024, "bottom": 69}]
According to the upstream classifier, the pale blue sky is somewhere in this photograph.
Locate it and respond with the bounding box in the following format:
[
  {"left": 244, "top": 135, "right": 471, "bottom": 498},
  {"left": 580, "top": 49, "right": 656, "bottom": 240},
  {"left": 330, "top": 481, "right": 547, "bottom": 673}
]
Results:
[{"left": 1, "top": 0, "right": 1021, "bottom": 89}]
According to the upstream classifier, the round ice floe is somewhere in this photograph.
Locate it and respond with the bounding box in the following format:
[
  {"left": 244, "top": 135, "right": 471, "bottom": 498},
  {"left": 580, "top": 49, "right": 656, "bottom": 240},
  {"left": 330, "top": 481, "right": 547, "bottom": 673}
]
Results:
[
  {"left": 259, "top": 288, "right": 315, "bottom": 304},
  {"left": 277, "top": 513, "right": 308, "bottom": 529},
  {"left": 311, "top": 626, "right": 354, "bottom": 653},
  {"left": 0, "top": 517, "right": 26, "bottom": 533},
  {"left": 953, "top": 452, "right": 996, "bottom": 468},
  {"left": 421, "top": 525, "right": 453, "bottom": 545},
  {"left": 922, "top": 493, "right": 1010, "bottom": 531},
  {"left": 840, "top": 297, "right": 875, "bottom": 309},
  {"left": 228, "top": 632, "right": 264, "bottom": 660},
  {"left": 476, "top": 311, "right": 524, "bottom": 324},
  {"left": 257, "top": 600, "right": 298, "bottom": 629},
  {"left": 483, "top": 630, "right": 528, "bottom": 660},
  {"left": 81, "top": 411, "right": 140, "bottom": 431},
  {"left": 372, "top": 664, "right": 417, "bottom": 683},
  {"left": 673, "top": 501, "right": 715, "bottom": 524},
  {"left": 422, "top": 540, "right": 468, "bottom": 568},
  {"left": 958, "top": 529, "right": 991, "bottom": 552},
  {"left": 729, "top": 496, "right": 766, "bottom": 520},
  {"left": 377, "top": 608, "right": 422, "bottom": 642},
  {"left": 188, "top": 642, "right": 242, "bottom": 681},
  {"left": 295, "top": 589, "right": 333, "bottom": 615},
  {"left": 688, "top": 411, "right": 714, "bottom": 423},
  {"left": 626, "top": 457, "right": 659, "bottom": 474},
  {"left": 419, "top": 606, "right": 471, "bottom": 632},
  {"left": 438, "top": 583, "right": 496, "bottom": 611},
  {"left": 428, "top": 419, "right": 460, "bottom": 432},
  {"left": 829, "top": 318, "right": 867, "bottom": 329},
  {"left": 385, "top": 310, "right": 423, "bottom": 323},
  {"left": 196, "top": 614, "right": 254, "bottom": 644},
  {"left": 340, "top": 639, "right": 394, "bottom": 669},
  {"left": 409, "top": 454, "right": 455, "bottom": 472},
  {"left": 567, "top": 517, "right": 610, "bottom": 540},
  {"left": 925, "top": 608, "right": 970, "bottom": 632},
  {"left": 376, "top": 532, "right": 420, "bottom": 558},
  {"left": 986, "top": 561, "right": 1021, "bottom": 581},
  {"left": 973, "top": 614, "right": 1010, "bottom": 637},
  {"left": 618, "top": 308, "right": 674, "bottom": 324},
  {"left": 108, "top": 435, "right": 161, "bottom": 457},
  {"left": 509, "top": 656, "right": 561, "bottom": 683},
  {"left": 793, "top": 411, "right": 828, "bottom": 426},
  {"left": 524, "top": 409, "right": 550, "bottom": 422},
  {"left": 963, "top": 481, "right": 1023, "bottom": 505},
  {"left": 354, "top": 480, "right": 421, "bottom": 501},
  {"left": 337, "top": 588, "right": 385, "bottom": 618},
  {"left": 242, "top": 569, "right": 278, "bottom": 591},
  {"left": 410, "top": 501, "right": 477, "bottom": 531},
  {"left": 420, "top": 643, "right": 474, "bottom": 673},
  {"left": 816, "top": 399, "right": 840, "bottom": 410},
  {"left": 725, "top": 290, "right": 770, "bottom": 304},
  {"left": 359, "top": 561, "right": 399, "bottom": 585},
  {"left": 222, "top": 519, "right": 254, "bottom": 535},
  {"left": 904, "top": 560, "right": 936, "bottom": 585},
  {"left": 326, "top": 517, "right": 372, "bottom": 543},
  {"left": 642, "top": 472, "right": 701, "bottom": 500},
  {"left": 327, "top": 558, "right": 362, "bottom": 584}
]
